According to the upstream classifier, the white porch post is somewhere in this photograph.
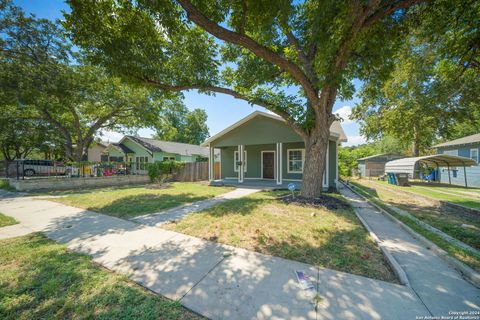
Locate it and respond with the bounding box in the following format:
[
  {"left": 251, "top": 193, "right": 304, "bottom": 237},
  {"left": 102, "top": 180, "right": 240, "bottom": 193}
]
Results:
[
  {"left": 208, "top": 147, "right": 214, "bottom": 181},
  {"left": 238, "top": 145, "right": 244, "bottom": 183},
  {"left": 276, "top": 142, "right": 283, "bottom": 185}
]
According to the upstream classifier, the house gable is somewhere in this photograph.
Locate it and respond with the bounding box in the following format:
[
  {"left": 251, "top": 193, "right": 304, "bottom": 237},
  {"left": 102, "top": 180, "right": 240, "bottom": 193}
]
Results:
[{"left": 210, "top": 114, "right": 303, "bottom": 147}]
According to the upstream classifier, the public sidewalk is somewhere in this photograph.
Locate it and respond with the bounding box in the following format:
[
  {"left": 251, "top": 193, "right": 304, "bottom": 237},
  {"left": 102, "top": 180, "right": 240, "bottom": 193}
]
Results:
[
  {"left": 339, "top": 184, "right": 480, "bottom": 316},
  {"left": 133, "top": 188, "right": 260, "bottom": 226},
  {"left": 0, "top": 194, "right": 431, "bottom": 319}
]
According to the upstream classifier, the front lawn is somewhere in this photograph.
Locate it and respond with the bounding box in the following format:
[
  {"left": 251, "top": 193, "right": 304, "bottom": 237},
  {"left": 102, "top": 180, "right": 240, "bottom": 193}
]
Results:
[
  {"left": 47, "top": 182, "right": 234, "bottom": 219},
  {"left": 163, "top": 191, "right": 396, "bottom": 283},
  {"left": 0, "top": 213, "right": 18, "bottom": 228},
  {"left": 350, "top": 179, "right": 480, "bottom": 272},
  {"left": 353, "top": 179, "right": 480, "bottom": 250},
  {"left": 373, "top": 180, "right": 480, "bottom": 210},
  {"left": 0, "top": 233, "right": 202, "bottom": 320}
]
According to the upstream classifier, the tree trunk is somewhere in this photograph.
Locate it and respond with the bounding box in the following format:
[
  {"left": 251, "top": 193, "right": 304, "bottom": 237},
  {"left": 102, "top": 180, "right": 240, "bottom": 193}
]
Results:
[
  {"left": 300, "top": 118, "right": 331, "bottom": 198},
  {"left": 412, "top": 125, "right": 420, "bottom": 157}
]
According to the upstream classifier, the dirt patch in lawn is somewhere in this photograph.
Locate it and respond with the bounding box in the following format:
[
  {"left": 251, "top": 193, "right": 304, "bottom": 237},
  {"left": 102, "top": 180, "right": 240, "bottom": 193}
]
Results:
[{"left": 279, "top": 194, "right": 351, "bottom": 210}]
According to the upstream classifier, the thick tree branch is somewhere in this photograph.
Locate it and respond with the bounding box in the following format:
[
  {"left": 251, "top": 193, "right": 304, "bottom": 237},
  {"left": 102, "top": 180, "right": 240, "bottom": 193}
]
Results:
[
  {"left": 364, "top": 0, "right": 426, "bottom": 28},
  {"left": 176, "top": 0, "right": 318, "bottom": 104},
  {"left": 140, "top": 77, "right": 307, "bottom": 138},
  {"left": 282, "top": 27, "right": 318, "bottom": 86}
]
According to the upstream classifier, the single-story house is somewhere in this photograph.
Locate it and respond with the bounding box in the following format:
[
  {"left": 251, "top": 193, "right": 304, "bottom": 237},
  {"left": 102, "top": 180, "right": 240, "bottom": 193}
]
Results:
[
  {"left": 98, "top": 136, "right": 209, "bottom": 174},
  {"left": 201, "top": 111, "right": 347, "bottom": 189},
  {"left": 432, "top": 133, "right": 480, "bottom": 187},
  {"left": 357, "top": 153, "right": 403, "bottom": 177}
]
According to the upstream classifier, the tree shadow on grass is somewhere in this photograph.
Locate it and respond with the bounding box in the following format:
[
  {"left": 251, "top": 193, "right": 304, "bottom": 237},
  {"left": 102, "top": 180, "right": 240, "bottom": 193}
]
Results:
[
  {"left": 0, "top": 233, "right": 201, "bottom": 320},
  {"left": 90, "top": 193, "right": 214, "bottom": 218}
]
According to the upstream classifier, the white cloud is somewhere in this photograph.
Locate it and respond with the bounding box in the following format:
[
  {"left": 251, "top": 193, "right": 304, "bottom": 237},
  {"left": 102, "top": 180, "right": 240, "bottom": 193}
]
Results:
[
  {"left": 335, "top": 105, "right": 354, "bottom": 124},
  {"left": 343, "top": 135, "right": 367, "bottom": 147},
  {"left": 97, "top": 130, "right": 124, "bottom": 143}
]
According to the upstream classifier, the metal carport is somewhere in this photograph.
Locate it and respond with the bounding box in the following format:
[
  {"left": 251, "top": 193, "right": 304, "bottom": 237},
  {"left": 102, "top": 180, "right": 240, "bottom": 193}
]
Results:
[{"left": 384, "top": 155, "right": 477, "bottom": 187}]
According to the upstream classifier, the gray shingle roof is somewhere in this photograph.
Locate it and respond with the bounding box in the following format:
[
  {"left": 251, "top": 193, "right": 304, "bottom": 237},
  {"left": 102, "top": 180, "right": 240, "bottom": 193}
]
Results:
[
  {"left": 127, "top": 136, "right": 209, "bottom": 157},
  {"left": 432, "top": 133, "right": 480, "bottom": 148},
  {"left": 111, "top": 143, "right": 134, "bottom": 154}
]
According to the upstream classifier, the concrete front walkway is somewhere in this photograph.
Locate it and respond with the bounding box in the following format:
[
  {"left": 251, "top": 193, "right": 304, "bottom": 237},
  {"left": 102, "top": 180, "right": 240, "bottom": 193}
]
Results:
[
  {"left": 0, "top": 194, "right": 432, "bottom": 320},
  {"left": 133, "top": 188, "right": 260, "bottom": 226},
  {"left": 339, "top": 184, "right": 480, "bottom": 316}
]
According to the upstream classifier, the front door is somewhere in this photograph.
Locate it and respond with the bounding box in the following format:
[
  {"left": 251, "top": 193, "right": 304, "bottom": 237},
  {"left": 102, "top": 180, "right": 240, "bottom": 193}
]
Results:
[{"left": 262, "top": 152, "right": 275, "bottom": 179}]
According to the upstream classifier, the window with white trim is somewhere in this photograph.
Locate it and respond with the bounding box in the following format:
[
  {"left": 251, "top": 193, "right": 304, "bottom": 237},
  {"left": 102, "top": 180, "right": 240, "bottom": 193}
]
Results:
[
  {"left": 234, "top": 150, "right": 247, "bottom": 172},
  {"left": 443, "top": 149, "right": 458, "bottom": 156},
  {"left": 471, "top": 148, "right": 479, "bottom": 163},
  {"left": 287, "top": 149, "right": 304, "bottom": 173}
]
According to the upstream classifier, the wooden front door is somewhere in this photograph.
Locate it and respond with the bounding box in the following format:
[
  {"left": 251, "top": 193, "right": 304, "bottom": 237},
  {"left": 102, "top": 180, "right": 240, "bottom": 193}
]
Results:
[{"left": 262, "top": 152, "right": 275, "bottom": 179}]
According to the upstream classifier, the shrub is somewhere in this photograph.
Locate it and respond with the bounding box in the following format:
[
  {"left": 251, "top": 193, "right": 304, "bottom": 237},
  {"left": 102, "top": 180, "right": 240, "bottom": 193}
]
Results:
[{"left": 147, "top": 160, "right": 184, "bottom": 183}]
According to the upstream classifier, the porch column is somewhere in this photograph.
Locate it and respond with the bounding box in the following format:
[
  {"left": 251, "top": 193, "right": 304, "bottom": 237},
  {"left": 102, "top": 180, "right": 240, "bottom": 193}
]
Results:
[
  {"left": 208, "top": 147, "right": 214, "bottom": 181},
  {"left": 276, "top": 142, "right": 283, "bottom": 185},
  {"left": 238, "top": 145, "right": 244, "bottom": 183}
]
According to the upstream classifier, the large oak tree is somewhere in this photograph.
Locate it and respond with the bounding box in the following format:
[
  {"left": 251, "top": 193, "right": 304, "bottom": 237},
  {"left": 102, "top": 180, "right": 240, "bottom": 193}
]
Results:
[
  {"left": 1, "top": 1, "right": 182, "bottom": 162},
  {"left": 65, "top": 0, "right": 441, "bottom": 197}
]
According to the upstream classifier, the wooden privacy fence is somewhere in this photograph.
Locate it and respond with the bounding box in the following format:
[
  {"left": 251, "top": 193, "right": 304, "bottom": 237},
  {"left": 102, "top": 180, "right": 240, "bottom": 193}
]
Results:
[{"left": 174, "top": 162, "right": 208, "bottom": 182}]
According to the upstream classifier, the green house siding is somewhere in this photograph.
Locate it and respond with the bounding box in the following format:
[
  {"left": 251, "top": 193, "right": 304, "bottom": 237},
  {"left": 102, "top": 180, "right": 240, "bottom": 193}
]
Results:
[
  {"left": 329, "top": 140, "right": 337, "bottom": 187},
  {"left": 121, "top": 139, "right": 152, "bottom": 161},
  {"left": 221, "top": 147, "right": 236, "bottom": 178},
  {"left": 211, "top": 116, "right": 302, "bottom": 147},
  {"left": 282, "top": 142, "right": 304, "bottom": 180},
  {"left": 220, "top": 141, "right": 338, "bottom": 188},
  {"left": 210, "top": 113, "right": 341, "bottom": 188},
  {"left": 105, "top": 147, "right": 125, "bottom": 159}
]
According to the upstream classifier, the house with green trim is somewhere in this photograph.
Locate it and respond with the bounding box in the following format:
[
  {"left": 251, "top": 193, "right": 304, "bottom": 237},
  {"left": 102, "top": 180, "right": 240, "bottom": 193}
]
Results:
[
  {"left": 102, "top": 136, "right": 209, "bottom": 174},
  {"left": 202, "top": 111, "right": 347, "bottom": 189}
]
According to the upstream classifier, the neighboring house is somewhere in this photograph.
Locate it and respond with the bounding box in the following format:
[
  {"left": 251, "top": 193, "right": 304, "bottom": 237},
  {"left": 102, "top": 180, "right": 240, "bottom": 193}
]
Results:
[
  {"left": 86, "top": 141, "right": 109, "bottom": 162},
  {"left": 201, "top": 111, "right": 347, "bottom": 189},
  {"left": 432, "top": 133, "right": 480, "bottom": 187},
  {"left": 357, "top": 153, "right": 403, "bottom": 177},
  {"left": 102, "top": 136, "right": 209, "bottom": 174}
]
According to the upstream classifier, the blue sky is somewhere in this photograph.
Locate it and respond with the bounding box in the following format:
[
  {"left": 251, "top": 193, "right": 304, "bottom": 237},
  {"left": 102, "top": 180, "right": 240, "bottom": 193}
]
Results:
[{"left": 14, "top": 0, "right": 365, "bottom": 146}]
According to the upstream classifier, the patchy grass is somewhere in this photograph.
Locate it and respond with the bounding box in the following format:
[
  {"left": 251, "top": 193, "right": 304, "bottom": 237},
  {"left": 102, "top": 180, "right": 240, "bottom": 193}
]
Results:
[
  {"left": 353, "top": 179, "right": 480, "bottom": 249},
  {"left": 0, "top": 213, "right": 18, "bottom": 228},
  {"left": 373, "top": 179, "right": 480, "bottom": 210},
  {"left": 46, "top": 182, "right": 234, "bottom": 219},
  {"left": 350, "top": 180, "right": 480, "bottom": 272},
  {"left": 163, "top": 191, "right": 397, "bottom": 283},
  {"left": 0, "top": 179, "right": 15, "bottom": 192},
  {"left": 0, "top": 233, "right": 202, "bottom": 320}
]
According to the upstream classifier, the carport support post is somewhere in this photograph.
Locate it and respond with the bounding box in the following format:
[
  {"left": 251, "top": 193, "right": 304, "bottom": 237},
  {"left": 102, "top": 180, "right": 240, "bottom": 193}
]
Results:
[
  {"left": 447, "top": 164, "right": 451, "bottom": 185},
  {"left": 464, "top": 165, "right": 468, "bottom": 188}
]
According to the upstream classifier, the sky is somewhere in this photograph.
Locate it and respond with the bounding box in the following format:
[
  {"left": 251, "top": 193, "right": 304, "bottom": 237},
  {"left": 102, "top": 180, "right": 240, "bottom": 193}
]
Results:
[{"left": 14, "top": 0, "right": 366, "bottom": 147}]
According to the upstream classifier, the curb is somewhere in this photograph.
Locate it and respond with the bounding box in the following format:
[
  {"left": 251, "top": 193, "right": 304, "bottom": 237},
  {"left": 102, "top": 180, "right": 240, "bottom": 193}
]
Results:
[
  {"left": 339, "top": 183, "right": 410, "bottom": 286},
  {"left": 344, "top": 182, "right": 480, "bottom": 289}
]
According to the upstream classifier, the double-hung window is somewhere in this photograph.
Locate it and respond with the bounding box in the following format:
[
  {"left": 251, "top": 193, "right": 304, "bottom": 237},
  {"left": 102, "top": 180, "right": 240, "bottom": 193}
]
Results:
[
  {"left": 234, "top": 150, "right": 247, "bottom": 172},
  {"left": 287, "top": 149, "right": 304, "bottom": 173},
  {"left": 471, "top": 148, "right": 479, "bottom": 163}
]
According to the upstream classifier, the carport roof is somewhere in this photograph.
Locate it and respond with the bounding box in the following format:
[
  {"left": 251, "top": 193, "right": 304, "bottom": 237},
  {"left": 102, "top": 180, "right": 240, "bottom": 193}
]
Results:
[{"left": 385, "top": 154, "right": 477, "bottom": 175}]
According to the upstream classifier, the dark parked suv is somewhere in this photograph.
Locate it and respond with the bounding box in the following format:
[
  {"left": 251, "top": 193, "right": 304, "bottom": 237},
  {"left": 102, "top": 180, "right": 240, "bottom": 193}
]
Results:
[{"left": 10, "top": 160, "right": 68, "bottom": 177}]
